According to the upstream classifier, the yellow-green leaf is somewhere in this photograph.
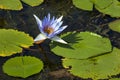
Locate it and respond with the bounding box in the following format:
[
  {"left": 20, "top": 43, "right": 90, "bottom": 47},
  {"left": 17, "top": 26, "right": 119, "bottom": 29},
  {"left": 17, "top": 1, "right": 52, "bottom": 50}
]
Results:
[
  {"left": 72, "top": 0, "right": 93, "bottom": 11},
  {"left": 21, "top": 0, "right": 43, "bottom": 6},
  {"left": 95, "top": 0, "right": 120, "bottom": 17},
  {"left": 0, "top": 0, "right": 43, "bottom": 10},
  {"left": 0, "top": 0, "right": 22, "bottom": 10},
  {"left": 63, "top": 48, "right": 120, "bottom": 79},
  {"left": 109, "top": 19, "right": 120, "bottom": 33},
  {"left": 51, "top": 32, "right": 112, "bottom": 59},
  {"left": 3, "top": 56, "right": 43, "bottom": 78},
  {"left": 0, "top": 29, "right": 33, "bottom": 56}
]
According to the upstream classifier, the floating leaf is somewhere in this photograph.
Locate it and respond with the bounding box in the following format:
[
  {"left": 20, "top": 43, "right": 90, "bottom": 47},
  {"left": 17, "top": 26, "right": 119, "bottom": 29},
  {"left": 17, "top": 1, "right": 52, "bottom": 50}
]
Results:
[
  {"left": 108, "top": 19, "right": 120, "bottom": 33},
  {"left": 21, "top": 0, "right": 43, "bottom": 6},
  {"left": 51, "top": 32, "right": 112, "bottom": 59},
  {"left": 0, "top": 29, "right": 33, "bottom": 56},
  {"left": 95, "top": 0, "right": 120, "bottom": 17},
  {"left": 0, "top": 0, "right": 43, "bottom": 10},
  {"left": 63, "top": 48, "right": 120, "bottom": 80},
  {"left": 110, "top": 78, "right": 120, "bottom": 80},
  {"left": 72, "top": 0, "right": 93, "bottom": 10},
  {"left": 0, "top": 0, "right": 22, "bottom": 10},
  {"left": 93, "top": 0, "right": 113, "bottom": 9},
  {"left": 3, "top": 56, "right": 43, "bottom": 78}
]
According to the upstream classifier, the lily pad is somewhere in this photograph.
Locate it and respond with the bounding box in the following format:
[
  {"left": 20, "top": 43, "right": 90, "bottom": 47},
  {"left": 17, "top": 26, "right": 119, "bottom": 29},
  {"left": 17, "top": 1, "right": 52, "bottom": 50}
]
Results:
[
  {"left": 21, "top": 0, "right": 43, "bottom": 6},
  {"left": 0, "top": 29, "right": 33, "bottom": 56},
  {"left": 0, "top": 0, "right": 43, "bottom": 10},
  {"left": 63, "top": 48, "right": 120, "bottom": 80},
  {"left": 72, "top": 0, "right": 93, "bottom": 11},
  {"left": 110, "top": 78, "right": 120, "bottom": 80},
  {"left": 95, "top": 0, "right": 120, "bottom": 17},
  {"left": 93, "top": 0, "right": 113, "bottom": 9},
  {"left": 51, "top": 32, "right": 112, "bottom": 59},
  {"left": 108, "top": 19, "right": 120, "bottom": 33},
  {"left": 0, "top": 0, "right": 22, "bottom": 10},
  {"left": 3, "top": 56, "right": 43, "bottom": 78}
]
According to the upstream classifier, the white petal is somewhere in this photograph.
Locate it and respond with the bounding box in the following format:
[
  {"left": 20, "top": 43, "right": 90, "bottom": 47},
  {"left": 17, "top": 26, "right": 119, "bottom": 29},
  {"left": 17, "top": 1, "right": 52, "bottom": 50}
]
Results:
[
  {"left": 33, "top": 14, "right": 42, "bottom": 29},
  {"left": 56, "top": 16, "right": 63, "bottom": 23},
  {"left": 34, "top": 33, "right": 47, "bottom": 42},
  {"left": 51, "top": 36, "right": 67, "bottom": 44}
]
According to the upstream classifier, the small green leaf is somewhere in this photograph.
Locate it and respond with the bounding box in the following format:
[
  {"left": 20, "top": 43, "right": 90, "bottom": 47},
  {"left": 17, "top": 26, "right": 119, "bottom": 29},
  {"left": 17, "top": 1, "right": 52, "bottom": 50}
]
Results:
[
  {"left": 0, "top": 0, "right": 22, "bottom": 10},
  {"left": 63, "top": 48, "right": 120, "bottom": 80},
  {"left": 3, "top": 56, "right": 43, "bottom": 78},
  {"left": 108, "top": 20, "right": 120, "bottom": 33},
  {"left": 0, "top": 29, "right": 33, "bottom": 57},
  {"left": 21, "top": 0, "right": 43, "bottom": 6},
  {"left": 51, "top": 32, "right": 112, "bottom": 59},
  {"left": 72, "top": 0, "right": 93, "bottom": 11}
]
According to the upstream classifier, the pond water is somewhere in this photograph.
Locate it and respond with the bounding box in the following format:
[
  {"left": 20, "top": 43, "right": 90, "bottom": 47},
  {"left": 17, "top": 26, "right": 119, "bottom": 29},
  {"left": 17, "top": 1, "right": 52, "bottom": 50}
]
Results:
[{"left": 0, "top": 0, "right": 120, "bottom": 80}]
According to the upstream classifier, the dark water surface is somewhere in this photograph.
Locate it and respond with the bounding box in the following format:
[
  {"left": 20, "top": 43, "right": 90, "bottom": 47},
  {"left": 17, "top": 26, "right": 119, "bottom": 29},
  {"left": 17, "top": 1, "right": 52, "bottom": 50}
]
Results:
[{"left": 0, "top": 0, "right": 120, "bottom": 80}]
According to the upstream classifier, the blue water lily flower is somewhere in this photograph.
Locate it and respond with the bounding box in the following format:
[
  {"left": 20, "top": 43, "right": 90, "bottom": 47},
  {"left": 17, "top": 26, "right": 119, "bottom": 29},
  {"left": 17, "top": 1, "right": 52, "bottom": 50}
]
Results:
[{"left": 33, "top": 13, "right": 68, "bottom": 44}]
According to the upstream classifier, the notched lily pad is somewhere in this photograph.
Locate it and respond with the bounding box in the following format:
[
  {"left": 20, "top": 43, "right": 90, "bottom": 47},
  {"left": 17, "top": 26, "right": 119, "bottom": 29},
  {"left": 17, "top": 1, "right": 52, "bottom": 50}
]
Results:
[
  {"left": 51, "top": 32, "right": 112, "bottom": 59},
  {"left": 0, "top": 29, "right": 33, "bottom": 56},
  {"left": 95, "top": 0, "right": 120, "bottom": 17},
  {"left": 63, "top": 48, "right": 120, "bottom": 80},
  {"left": 93, "top": 0, "right": 113, "bottom": 9},
  {"left": 3, "top": 56, "right": 43, "bottom": 78},
  {"left": 109, "top": 19, "right": 120, "bottom": 33}
]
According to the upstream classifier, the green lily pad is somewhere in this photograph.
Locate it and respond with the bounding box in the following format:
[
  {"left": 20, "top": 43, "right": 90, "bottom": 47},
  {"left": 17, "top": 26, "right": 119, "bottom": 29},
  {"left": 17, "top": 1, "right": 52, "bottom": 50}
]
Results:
[
  {"left": 95, "top": 0, "right": 120, "bottom": 17},
  {"left": 3, "top": 56, "right": 43, "bottom": 78},
  {"left": 110, "top": 78, "right": 120, "bottom": 80},
  {"left": 63, "top": 48, "right": 120, "bottom": 80},
  {"left": 0, "top": 0, "right": 22, "bottom": 10},
  {"left": 51, "top": 32, "right": 112, "bottom": 59},
  {"left": 0, "top": 0, "right": 43, "bottom": 10},
  {"left": 0, "top": 29, "right": 33, "bottom": 57},
  {"left": 21, "top": 0, "right": 43, "bottom": 6},
  {"left": 93, "top": 0, "right": 113, "bottom": 9},
  {"left": 108, "top": 19, "right": 120, "bottom": 33},
  {"left": 72, "top": 0, "right": 93, "bottom": 11}
]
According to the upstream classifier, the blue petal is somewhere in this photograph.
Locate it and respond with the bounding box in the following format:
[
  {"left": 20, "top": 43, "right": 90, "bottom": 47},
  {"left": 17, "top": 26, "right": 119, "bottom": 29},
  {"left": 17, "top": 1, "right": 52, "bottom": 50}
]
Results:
[
  {"left": 54, "top": 21, "right": 63, "bottom": 31},
  {"left": 48, "top": 25, "right": 67, "bottom": 38},
  {"left": 33, "top": 14, "right": 42, "bottom": 30},
  {"left": 47, "top": 13, "right": 50, "bottom": 22},
  {"left": 53, "top": 25, "right": 68, "bottom": 35},
  {"left": 50, "top": 16, "right": 55, "bottom": 25}
]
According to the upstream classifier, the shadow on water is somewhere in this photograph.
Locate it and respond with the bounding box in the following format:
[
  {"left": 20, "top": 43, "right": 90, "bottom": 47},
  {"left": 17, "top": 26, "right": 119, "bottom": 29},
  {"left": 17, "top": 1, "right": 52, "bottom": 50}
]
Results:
[{"left": 0, "top": 0, "right": 120, "bottom": 80}]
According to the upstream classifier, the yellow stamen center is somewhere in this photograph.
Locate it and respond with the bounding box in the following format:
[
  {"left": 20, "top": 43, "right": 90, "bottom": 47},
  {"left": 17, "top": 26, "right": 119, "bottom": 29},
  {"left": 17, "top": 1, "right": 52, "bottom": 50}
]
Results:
[{"left": 44, "top": 26, "right": 54, "bottom": 34}]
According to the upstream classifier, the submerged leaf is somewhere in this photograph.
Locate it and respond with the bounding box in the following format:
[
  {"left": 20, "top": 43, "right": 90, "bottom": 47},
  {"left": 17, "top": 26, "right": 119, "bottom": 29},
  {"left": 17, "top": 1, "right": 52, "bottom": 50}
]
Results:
[
  {"left": 0, "top": 29, "right": 33, "bottom": 56},
  {"left": 109, "top": 19, "right": 120, "bottom": 33},
  {"left": 3, "top": 56, "right": 43, "bottom": 78},
  {"left": 51, "top": 32, "right": 112, "bottom": 59},
  {"left": 72, "top": 0, "right": 93, "bottom": 10},
  {"left": 63, "top": 48, "right": 120, "bottom": 79}
]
